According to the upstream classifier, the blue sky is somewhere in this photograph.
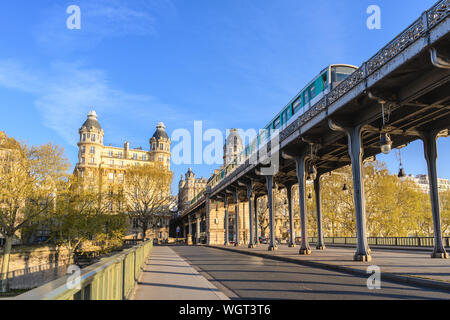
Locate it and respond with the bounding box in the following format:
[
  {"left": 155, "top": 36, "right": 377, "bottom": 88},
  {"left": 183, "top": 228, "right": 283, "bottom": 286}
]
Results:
[{"left": 0, "top": 0, "right": 448, "bottom": 193}]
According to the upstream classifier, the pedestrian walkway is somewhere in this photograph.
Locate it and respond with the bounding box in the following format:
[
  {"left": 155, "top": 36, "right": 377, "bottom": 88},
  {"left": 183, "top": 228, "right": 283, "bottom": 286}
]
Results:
[
  {"left": 131, "top": 246, "right": 229, "bottom": 300},
  {"left": 208, "top": 244, "right": 450, "bottom": 291}
]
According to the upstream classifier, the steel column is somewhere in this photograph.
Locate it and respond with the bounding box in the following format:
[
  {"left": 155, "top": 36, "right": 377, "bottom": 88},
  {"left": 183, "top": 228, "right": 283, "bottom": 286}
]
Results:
[
  {"left": 266, "top": 175, "right": 277, "bottom": 251},
  {"left": 295, "top": 155, "right": 311, "bottom": 255},
  {"left": 314, "top": 174, "right": 326, "bottom": 250},
  {"left": 196, "top": 216, "right": 201, "bottom": 244},
  {"left": 233, "top": 189, "right": 240, "bottom": 246},
  {"left": 421, "top": 131, "right": 449, "bottom": 259},
  {"left": 187, "top": 215, "right": 193, "bottom": 245},
  {"left": 224, "top": 197, "right": 230, "bottom": 246},
  {"left": 286, "top": 184, "right": 296, "bottom": 248},
  {"left": 347, "top": 125, "right": 371, "bottom": 261},
  {"left": 254, "top": 195, "right": 259, "bottom": 245},
  {"left": 247, "top": 182, "right": 255, "bottom": 248}
]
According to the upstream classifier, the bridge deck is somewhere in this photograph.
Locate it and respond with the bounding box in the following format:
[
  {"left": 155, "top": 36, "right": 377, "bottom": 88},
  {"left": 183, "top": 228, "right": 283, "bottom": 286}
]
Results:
[
  {"left": 208, "top": 245, "right": 450, "bottom": 290},
  {"left": 131, "top": 246, "right": 229, "bottom": 300}
]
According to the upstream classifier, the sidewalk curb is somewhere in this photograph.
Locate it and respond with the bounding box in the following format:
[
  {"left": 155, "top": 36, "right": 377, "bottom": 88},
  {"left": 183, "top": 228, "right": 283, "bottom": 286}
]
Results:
[{"left": 206, "top": 245, "right": 450, "bottom": 293}]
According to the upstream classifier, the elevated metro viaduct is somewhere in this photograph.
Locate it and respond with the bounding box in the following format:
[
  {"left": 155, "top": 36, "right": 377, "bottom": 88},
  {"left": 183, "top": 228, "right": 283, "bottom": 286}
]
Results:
[{"left": 176, "top": 0, "right": 450, "bottom": 262}]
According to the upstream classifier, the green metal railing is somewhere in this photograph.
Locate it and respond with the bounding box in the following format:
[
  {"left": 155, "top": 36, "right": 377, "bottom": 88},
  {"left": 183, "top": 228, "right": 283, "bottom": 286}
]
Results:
[
  {"left": 16, "top": 240, "right": 153, "bottom": 300},
  {"left": 307, "top": 236, "right": 450, "bottom": 248}
]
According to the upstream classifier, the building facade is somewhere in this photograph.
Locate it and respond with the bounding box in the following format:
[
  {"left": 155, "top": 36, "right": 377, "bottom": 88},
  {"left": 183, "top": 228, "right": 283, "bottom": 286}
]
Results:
[{"left": 74, "top": 111, "right": 173, "bottom": 241}]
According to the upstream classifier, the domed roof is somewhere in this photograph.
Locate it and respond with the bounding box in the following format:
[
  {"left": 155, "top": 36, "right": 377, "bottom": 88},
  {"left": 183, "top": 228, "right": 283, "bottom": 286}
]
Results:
[
  {"left": 81, "top": 110, "right": 102, "bottom": 131},
  {"left": 152, "top": 122, "right": 169, "bottom": 140}
]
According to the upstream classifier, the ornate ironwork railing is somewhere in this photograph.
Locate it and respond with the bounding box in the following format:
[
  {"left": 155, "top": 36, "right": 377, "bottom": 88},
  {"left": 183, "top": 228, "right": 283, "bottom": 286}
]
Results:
[
  {"left": 182, "top": 0, "right": 449, "bottom": 214},
  {"left": 308, "top": 236, "right": 450, "bottom": 248}
]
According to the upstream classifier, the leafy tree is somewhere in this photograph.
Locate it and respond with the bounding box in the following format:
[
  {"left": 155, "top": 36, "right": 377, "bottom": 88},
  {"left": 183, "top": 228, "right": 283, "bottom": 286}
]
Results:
[
  {"left": 121, "top": 164, "right": 174, "bottom": 240},
  {"left": 0, "top": 132, "right": 69, "bottom": 292}
]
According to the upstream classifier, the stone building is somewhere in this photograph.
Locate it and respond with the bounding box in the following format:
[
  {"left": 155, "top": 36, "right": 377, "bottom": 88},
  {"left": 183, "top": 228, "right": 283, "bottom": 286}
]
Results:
[
  {"left": 74, "top": 111, "right": 173, "bottom": 241},
  {"left": 178, "top": 168, "right": 208, "bottom": 213}
]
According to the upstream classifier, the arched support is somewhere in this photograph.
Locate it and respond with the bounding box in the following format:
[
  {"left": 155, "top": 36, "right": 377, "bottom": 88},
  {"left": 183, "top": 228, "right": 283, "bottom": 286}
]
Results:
[
  {"left": 329, "top": 119, "right": 371, "bottom": 262},
  {"left": 420, "top": 131, "right": 449, "bottom": 259},
  {"left": 314, "top": 174, "right": 326, "bottom": 250},
  {"left": 265, "top": 175, "right": 277, "bottom": 251},
  {"left": 295, "top": 155, "right": 311, "bottom": 255},
  {"left": 286, "top": 184, "right": 296, "bottom": 248}
]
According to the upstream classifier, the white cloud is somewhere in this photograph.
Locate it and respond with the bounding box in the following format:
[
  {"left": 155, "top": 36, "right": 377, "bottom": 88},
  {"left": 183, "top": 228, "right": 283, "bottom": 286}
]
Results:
[
  {"left": 34, "top": 0, "right": 175, "bottom": 52},
  {"left": 0, "top": 59, "right": 177, "bottom": 146}
]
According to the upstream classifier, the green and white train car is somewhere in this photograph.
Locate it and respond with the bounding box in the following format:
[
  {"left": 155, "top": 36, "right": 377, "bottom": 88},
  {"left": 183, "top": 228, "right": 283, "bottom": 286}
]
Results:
[{"left": 208, "top": 64, "right": 358, "bottom": 188}]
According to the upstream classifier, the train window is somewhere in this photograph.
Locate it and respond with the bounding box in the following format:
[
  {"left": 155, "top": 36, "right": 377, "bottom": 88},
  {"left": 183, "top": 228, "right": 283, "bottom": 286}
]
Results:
[
  {"left": 274, "top": 117, "right": 281, "bottom": 129},
  {"left": 309, "top": 84, "right": 316, "bottom": 99},
  {"left": 293, "top": 97, "right": 302, "bottom": 114},
  {"left": 304, "top": 91, "right": 310, "bottom": 105},
  {"left": 322, "top": 73, "right": 328, "bottom": 89},
  {"left": 332, "top": 66, "right": 355, "bottom": 84}
]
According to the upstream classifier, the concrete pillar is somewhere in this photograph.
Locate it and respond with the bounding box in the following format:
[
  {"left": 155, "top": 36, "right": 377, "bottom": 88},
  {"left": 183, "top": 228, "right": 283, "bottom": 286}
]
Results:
[
  {"left": 233, "top": 189, "right": 240, "bottom": 246},
  {"left": 266, "top": 175, "right": 277, "bottom": 251},
  {"left": 314, "top": 174, "right": 326, "bottom": 250},
  {"left": 187, "top": 215, "right": 193, "bottom": 245},
  {"left": 421, "top": 131, "right": 449, "bottom": 259},
  {"left": 247, "top": 182, "right": 255, "bottom": 248},
  {"left": 224, "top": 196, "right": 230, "bottom": 246},
  {"left": 348, "top": 125, "right": 371, "bottom": 261},
  {"left": 286, "top": 184, "right": 296, "bottom": 247}
]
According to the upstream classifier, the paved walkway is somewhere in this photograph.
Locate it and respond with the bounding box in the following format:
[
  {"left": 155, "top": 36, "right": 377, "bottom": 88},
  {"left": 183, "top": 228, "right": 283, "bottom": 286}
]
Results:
[
  {"left": 131, "top": 246, "right": 229, "bottom": 300},
  {"left": 208, "top": 244, "right": 450, "bottom": 291}
]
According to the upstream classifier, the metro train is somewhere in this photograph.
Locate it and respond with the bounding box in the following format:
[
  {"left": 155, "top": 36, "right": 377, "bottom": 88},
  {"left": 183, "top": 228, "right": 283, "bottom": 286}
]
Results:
[{"left": 208, "top": 64, "right": 358, "bottom": 187}]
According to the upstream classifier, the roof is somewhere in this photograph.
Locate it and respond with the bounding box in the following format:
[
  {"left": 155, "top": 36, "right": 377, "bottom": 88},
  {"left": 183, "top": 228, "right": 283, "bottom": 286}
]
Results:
[
  {"left": 81, "top": 110, "right": 102, "bottom": 131},
  {"left": 152, "top": 122, "right": 169, "bottom": 140}
]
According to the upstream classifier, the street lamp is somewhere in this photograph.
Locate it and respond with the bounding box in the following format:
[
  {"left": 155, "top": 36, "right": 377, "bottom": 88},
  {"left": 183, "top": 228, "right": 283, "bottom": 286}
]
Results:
[
  {"left": 342, "top": 184, "right": 349, "bottom": 194},
  {"left": 396, "top": 149, "right": 407, "bottom": 182},
  {"left": 380, "top": 133, "right": 392, "bottom": 155},
  {"left": 308, "top": 164, "right": 317, "bottom": 181}
]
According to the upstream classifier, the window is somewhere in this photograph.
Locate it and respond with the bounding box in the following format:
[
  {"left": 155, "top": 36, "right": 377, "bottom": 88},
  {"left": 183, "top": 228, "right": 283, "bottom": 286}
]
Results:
[
  {"left": 142, "top": 154, "right": 146, "bottom": 161},
  {"left": 108, "top": 173, "right": 114, "bottom": 181},
  {"left": 91, "top": 134, "right": 96, "bottom": 142},
  {"left": 108, "top": 151, "right": 113, "bottom": 157},
  {"left": 309, "top": 84, "right": 316, "bottom": 100},
  {"left": 118, "top": 152, "right": 123, "bottom": 159},
  {"left": 81, "top": 146, "right": 86, "bottom": 154},
  {"left": 82, "top": 134, "right": 86, "bottom": 142},
  {"left": 120, "top": 161, "right": 124, "bottom": 167},
  {"left": 293, "top": 97, "right": 302, "bottom": 114},
  {"left": 274, "top": 117, "right": 281, "bottom": 129},
  {"left": 133, "top": 153, "right": 138, "bottom": 160},
  {"left": 81, "top": 157, "right": 85, "bottom": 163},
  {"left": 90, "top": 146, "right": 95, "bottom": 154},
  {"left": 304, "top": 91, "right": 310, "bottom": 105},
  {"left": 152, "top": 144, "right": 156, "bottom": 151},
  {"left": 110, "top": 160, "right": 114, "bottom": 165},
  {"left": 160, "top": 144, "right": 164, "bottom": 150},
  {"left": 90, "top": 157, "right": 95, "bottom": 164},
  {"left": 118, "top": 173, "right": 124, "bottom": 183}
]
